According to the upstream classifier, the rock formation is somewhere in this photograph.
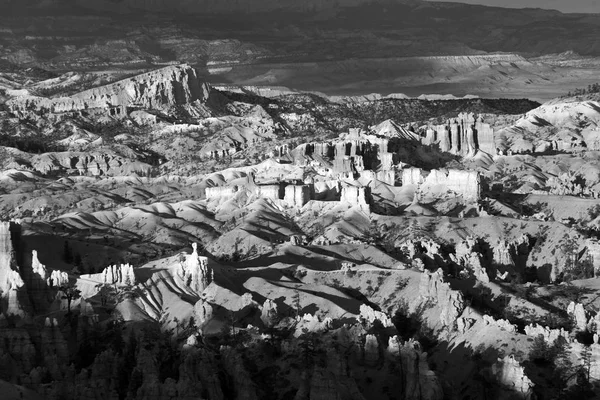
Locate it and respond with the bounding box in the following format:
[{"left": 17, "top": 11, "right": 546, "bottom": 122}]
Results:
[
  {"left": 205, "top": 185, "right": 239, "bottom": 200},
  {"left": 7, "top": 64, "right": 210, "bottom": 117},
  {"left": 419, "top": 269, "right": 464, "bottom": 329},
  {"left": 260, "top": 299, "right": 279, "bottom": 328},
  {"left": 428, "top": 113, "right": 495, "bottom": 157},
  {"left": 453, "top": 238, "right": 490, "bottom": 282},
  {"left": 403, "top": 168, "right": 481, "bottom": 202},
  {"left": 0, "top": 221, "right": 29, "bottom": 316},
  {"left": 178, "top": 243, "right": 212, "bottom": 293},
  {"left": 482, "top": 315, "right": 517, "bottom": 333},
  {"left": 340, "top": 186, "right": 370, "bottom": 211},
  {"left": 30, "top": 250, "right": 47, "bottom": 280},
  {"left": 47, "top": 270, "right": 69, "bottom": 288},
  {"left": 491, "top": 355, "right": 534, "bottom": 397},
  {"left": 0, "top": 221, "right": 21, "bottom": 293},
  {"left": 193, "top": 298, "right": 214, "bottom": 329},
  {"left": 30, "top": 151, "right": 153, "bottom": 177},
  {"left": 524, "top": 323, "right": 569, "bottom": 344},
  {"left": 567, "top": 301, "right": 587, "bottom": 332},
  {"left": 284, "top": 185, "right": 311, "bottom": 208},
  {"left": 358, "top": 304, "right": 394, "bottom": 328},
  {"left": 99, "top": 264, "right": 136, "bottom": 286}
]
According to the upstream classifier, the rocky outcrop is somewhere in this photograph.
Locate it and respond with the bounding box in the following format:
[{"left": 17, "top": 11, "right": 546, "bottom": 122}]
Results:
[
  {"left": 31, "top": 151, "right": 153, "bottom": 177},
  {"left": 524, "top": 323, "right": 569, "bottom": 343},
  {"left": 7, "top": 64, "right": 210, "bottom": 116},
  {"left": 205, "top": 185, "right": 240, "bottom": 200},
  {"left": 256, "top": 184, "right": 283, "bottom": 200},
  {"left": 284, "top": 185, "right": 311, "bottom": 208},
  {"left": 419, "top": 269, "right": 464, "bottom": 329},
  {"left": 567, "top": 301, "right": 587, "bottom": 332},
  {"left": 402, "top": 168, "right": 480, "bottom": 202},
  {"left": 99, "top": 264, "right": 136, "bottom": 286},
  {"left": 360, "top": 170, "right": 395, "bottom": 185},
  {"left": 193, "top": 298, "right": 214, "bottom": 329},
  {"left": 303, "top": 129, "right": 396, "bottom": 183},
  {"left": 371, "top": 119, "right": 420, "bottom": 141},
  {"left": 482, "top": 315, "right": 517, "bottom": 333},
  {"left": 491, "top": 355, "right": 534, "bottom": 398},
  {"left": 452, "top": 238, "right": 490, "bottom": 282},
  {"left": 340, "top": 186, "right": 370, "bottom": 211},
  {"left": 428, "top": 113, "right": 495, "bottom": 157},
  {"left": 358, "top": 304, "right": 394, "bottom": 328},
  {"left": 178, "top": 243, "right": 212, "bottom": 293},
  {"left": 0, "top": 221, "right": 21, "bottom": 294},
  {"left": 260, "top": 299, "right": 279, "bottom": 328},
  {"left": 547, "top": 172, "right": 598, "bottom": 197},
  {"left": 0, "top": 221, "right": 29, "bottom": 316},
  {"left": 31, "top": 250, "right": 47, "bottom": 281},
  {"left": 47, "top": 270, "right": 69, "bottom": 288},
  {"left": 583, "top": 239, "right": 600, "bottom": 274}
]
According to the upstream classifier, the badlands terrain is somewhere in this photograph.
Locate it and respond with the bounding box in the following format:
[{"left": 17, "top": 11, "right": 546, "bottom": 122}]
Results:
[
  {"left": 2, "top": 60, "right": 600, "bottom": 400},
  {"left": 4, "top": 1, "right": 600, "bottom": 400}
]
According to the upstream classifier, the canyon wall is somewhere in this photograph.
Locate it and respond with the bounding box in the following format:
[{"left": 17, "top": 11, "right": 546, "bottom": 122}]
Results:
[
  {"left": 7, "top": 65, "right": 210, "bottom": 116},
  {"left": 284, "top": 185, "right": 311, "bottom": 208},
  {"left": 340, "top": 186, "right": 370, "bottom": 211},
  {"left": 426, "top": 113, "right": 495, "bottom": 157},
  {"left": 403, "top": 167, "right": 481, "bottom": 201}
]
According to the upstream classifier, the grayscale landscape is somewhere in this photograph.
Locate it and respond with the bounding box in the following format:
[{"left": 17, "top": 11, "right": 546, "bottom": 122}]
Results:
[{"left": 2, "top": 0, "right": 600, "bottom": 399}]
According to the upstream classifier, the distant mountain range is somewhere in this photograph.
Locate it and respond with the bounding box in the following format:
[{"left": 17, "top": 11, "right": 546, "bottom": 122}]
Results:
[{"left": 1, "top": 0, "right": 600, "bottom": 99}]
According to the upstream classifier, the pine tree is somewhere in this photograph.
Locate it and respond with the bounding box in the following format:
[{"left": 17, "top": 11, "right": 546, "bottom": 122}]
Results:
[
  {"left": 59, "top": 284, "right": 81, "bottom": 314},
  {"left": 293, "top": 289, "right": 302, "bottom": 317}
]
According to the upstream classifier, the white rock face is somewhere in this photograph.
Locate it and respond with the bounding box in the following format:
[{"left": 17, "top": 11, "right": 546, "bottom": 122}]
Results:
[
  {"left": 284, "top": 185, "right": 311, "bottom": 208},
  {"left": 402, "top": 168, "right": 480, "bottom": 201},
  {"left": 429, "top": 113, "right": 495, "bottom": 156},
  {"left": 47, "top": 270, "right": 69, "bottom": 288},
  {"left": 256, "top": 184, "right": 282, "bottom": 200},
  {"left": 178, "top": 243, "right": 212, "bottom": 293},
  {"left": 0, "top": 221, "right": 28, "bottom": 316},
  {"left": 583, "top": 238, "right": 600, "bottom": 274},
  {"left": 340, "top": 186, "right": 370, "bottom": 211},
  {"left": 99, "top": 263, "right": 136, "bottom": 286},
  {"left": 0, "top": 221, "right": 22, "bottom": 293},
  {"left": 260, "top": 299, "right": 279, "bottom": 328},
  {"left": 358, "top": 304, "right": 394, "bottom": 328},
  {"left": 419, "top": 269, "right": 464, "bottom": 329},
  {"left": 482, "top": 315, "right": 517, "bottom": 333},
  {"left": 205, "top": 185, "right": 239, "bottom": 200},
  {"left": 491, "top": 355, "right": 534, "bottom": 397},
  {"left": 31, "top": 250, "right": 47, "bottom": 280},
  {"left": 493, "top": 240, "right": 514, "bottom": 266},
  {"left": 295, "top": 313, "right": 334, "bottom": 335},
  {"left": 193, "top": 298, "right": 214, "bottom": 329},
  {"left": 452, "top": 238, "right": 490, "bottom": 283},
  {"left": 524, "top": 323, "right": 569, "bottom": 344},
  {"left": 567, "top": 301, "right": 587, "bottom": 331}
]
